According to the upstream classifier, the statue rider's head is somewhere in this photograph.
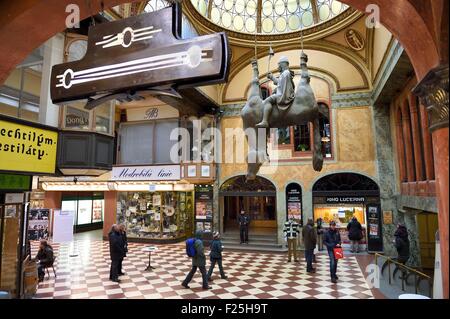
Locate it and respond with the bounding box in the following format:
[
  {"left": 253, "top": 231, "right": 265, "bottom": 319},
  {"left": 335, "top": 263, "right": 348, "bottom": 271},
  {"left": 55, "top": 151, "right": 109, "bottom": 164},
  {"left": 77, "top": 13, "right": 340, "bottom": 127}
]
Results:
[{"left": 278, "top": 56, "right": 289, "bottom": 72}]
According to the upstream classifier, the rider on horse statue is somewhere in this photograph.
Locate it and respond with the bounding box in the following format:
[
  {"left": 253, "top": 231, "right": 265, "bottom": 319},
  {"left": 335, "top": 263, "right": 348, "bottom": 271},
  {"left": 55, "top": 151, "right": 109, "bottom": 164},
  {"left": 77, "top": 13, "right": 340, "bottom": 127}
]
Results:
[{"left": 256, "top": 56, "right": 296, "bottom": 128}]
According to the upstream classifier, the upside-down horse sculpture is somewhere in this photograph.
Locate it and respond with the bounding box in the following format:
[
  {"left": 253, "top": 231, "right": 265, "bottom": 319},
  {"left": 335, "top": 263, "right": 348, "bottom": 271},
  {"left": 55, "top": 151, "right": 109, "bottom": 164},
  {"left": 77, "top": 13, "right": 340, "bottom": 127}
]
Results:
[{"left": 241, "top": 52, "right": 325, "bottom": 180}]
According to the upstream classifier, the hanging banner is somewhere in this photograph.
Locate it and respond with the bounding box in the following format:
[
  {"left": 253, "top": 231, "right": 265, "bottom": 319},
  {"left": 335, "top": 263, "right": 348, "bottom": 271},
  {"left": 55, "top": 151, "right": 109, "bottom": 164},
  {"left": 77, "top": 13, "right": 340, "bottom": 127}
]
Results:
[
  {"left": 0, "top": 116, "right": 58, "bottom": 174},
  {"left": 28, "top": 208, "right": 50, "bottom": 241},
  {"left": 50, "top": 4, "right": 230, "bottom": 105},
  {"left": 366, "top": 204, "right": 383, "bottom": 252}
]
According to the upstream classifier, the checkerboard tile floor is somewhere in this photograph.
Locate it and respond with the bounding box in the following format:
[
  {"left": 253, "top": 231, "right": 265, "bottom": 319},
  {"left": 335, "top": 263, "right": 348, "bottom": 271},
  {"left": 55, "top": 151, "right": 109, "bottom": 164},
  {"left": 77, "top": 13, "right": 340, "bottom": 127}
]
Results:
[{"left": 32, "top": 240, "right": 374, "bottom": 299}]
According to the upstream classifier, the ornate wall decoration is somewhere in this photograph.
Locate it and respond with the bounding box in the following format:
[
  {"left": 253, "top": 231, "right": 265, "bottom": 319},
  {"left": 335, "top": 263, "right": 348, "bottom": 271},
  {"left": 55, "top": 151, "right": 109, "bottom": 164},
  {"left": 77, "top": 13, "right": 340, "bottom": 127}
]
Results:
[
  {"left": 344, "top": 28, "right": 365, "bottom": 51},
  {"left": 413, "top": 65, "right": 449, "bottom": 132}
]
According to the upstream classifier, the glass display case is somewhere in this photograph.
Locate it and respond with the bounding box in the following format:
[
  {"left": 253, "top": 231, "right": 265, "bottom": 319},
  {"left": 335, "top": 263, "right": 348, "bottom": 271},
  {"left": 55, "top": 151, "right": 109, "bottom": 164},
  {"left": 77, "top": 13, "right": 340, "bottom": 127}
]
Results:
[{"left": 117, "top": 191, "right": 194, "bottom": 241}]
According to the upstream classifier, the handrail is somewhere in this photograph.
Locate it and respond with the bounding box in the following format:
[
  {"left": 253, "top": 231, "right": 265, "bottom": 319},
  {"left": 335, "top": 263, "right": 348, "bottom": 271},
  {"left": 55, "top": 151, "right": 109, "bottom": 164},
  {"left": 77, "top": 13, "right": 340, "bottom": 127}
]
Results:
[
  {"left": 374, "top": 253, "right": 432, "bottom": 279},
  {"left": 375, "top": 252, "right": 433, "bottom": 297}
]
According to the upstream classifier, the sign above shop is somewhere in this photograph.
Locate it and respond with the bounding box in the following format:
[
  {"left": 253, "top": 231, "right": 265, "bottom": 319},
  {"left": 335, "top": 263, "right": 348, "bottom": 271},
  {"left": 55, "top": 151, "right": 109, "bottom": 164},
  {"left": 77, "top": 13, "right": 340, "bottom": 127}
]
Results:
[
  {"left": 50, "top": 4, "right": 230, "bottom": 108},
  {"left": 0, "top": 115, "right": 58, "bottom": 175},
  {"left": 325, "top": 197, "right": 365, "bottom": 204},
  {"left": 111, "top": 165, "right": 181, "bottom": 181},
  {"left": 126, "top": 104, "right": 179, "bottom": 122}
]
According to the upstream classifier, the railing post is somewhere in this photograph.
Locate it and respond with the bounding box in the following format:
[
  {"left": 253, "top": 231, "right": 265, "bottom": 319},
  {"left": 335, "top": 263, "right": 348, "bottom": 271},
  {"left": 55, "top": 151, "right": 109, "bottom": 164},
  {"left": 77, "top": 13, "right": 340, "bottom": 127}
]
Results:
[
  {"left": 388, "top": 259, "right": 391, "bottom": 285},
  {"left": 415, "top": 273, "right": 418, "bottom": 294}
]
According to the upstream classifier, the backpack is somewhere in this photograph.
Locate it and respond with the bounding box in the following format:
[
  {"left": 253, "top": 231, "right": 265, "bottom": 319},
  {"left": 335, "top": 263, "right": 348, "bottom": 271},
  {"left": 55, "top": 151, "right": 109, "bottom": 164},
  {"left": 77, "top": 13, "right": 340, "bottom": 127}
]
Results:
[{"left": 186, "top": 238, "right": 196, "bottom": 257}]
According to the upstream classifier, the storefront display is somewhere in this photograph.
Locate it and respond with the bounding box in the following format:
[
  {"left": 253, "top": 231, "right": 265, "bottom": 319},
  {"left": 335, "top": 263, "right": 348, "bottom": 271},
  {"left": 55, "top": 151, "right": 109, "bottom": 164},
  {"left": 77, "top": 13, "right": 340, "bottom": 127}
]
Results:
[
  {"left": 61, "top": 192, "right": 104, "bottom": 232},
  {"left": 117, "top": 190, "right": 194, "bottom": 241},
  {"left": 28, "top": 208, "right": 50, "bottom": 240}
]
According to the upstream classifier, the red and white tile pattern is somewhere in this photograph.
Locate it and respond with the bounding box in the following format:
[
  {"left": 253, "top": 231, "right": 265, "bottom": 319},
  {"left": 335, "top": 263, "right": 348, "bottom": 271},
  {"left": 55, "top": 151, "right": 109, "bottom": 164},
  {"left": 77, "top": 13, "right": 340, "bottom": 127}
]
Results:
[{"left": 32, "top": 240, "right": 374, "bottom": 299}]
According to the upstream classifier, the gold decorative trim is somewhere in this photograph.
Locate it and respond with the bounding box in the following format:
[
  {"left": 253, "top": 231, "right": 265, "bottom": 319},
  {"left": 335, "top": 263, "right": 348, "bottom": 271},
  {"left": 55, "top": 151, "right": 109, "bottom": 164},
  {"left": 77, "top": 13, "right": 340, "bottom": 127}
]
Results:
[
  {"left": 413, "top": 65, "right": 449, "bottom": 132},
  {"left": 183, "top": 1, "right": 362, "bottom": 45}
]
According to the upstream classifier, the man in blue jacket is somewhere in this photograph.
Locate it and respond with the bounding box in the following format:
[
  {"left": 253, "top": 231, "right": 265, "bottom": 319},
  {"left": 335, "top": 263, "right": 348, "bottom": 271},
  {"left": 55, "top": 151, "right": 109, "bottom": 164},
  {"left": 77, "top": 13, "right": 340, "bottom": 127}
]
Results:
[{"left": 324, "top": 221, "right": 342, "bottom": 283}]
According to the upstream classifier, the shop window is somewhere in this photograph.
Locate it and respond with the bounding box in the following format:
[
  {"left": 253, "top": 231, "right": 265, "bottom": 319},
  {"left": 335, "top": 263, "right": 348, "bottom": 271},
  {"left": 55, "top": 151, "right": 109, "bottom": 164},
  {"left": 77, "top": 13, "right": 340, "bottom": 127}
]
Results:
[
  {"left": 61, "top": 100, "right": 114, "bottom": 136},
  {"left": 119, "top": 120, "right": 180, "bottom": 165},
  {"left": 61, "top": 193, "right": 104, "bottom": 230},
  {"left": 117, "top": 191, "right": 194, "bottom": 240}
]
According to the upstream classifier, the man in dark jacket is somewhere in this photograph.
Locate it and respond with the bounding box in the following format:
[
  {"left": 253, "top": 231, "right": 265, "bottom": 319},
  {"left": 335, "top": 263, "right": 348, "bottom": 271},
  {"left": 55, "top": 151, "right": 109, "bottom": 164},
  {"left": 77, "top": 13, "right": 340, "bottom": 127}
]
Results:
[
  {"left": 394, "top": 224, "right": 410, "bottom": 264},
  {"left": 109, "top": 224, "right": 125, "bottom": 283},
  {"left": 182, "top": 231, "right": 212, "bottom": 290},
  {"left": 207, "top": 232, "right": 228, "bottom": 281},
  {"left": 35, "top": 239, "right": 54, "bottom": 282},
  {"left": 302, "top": 218, "right": 317, "bottom": 273},
  {"left": 347, "top": 216, "right": 363, "bottom": 253},
  {"left": 238, "top": 211, "right": 250, "bottom": 244},
  {"left": 118, "top": 224, "right": 128, "bottom": 276},
  {"left": 316, "top": 218, "right": 324, "bottom": 251},
  {"left": 324, "top": 221, "right": 341, "bottom": 283}
]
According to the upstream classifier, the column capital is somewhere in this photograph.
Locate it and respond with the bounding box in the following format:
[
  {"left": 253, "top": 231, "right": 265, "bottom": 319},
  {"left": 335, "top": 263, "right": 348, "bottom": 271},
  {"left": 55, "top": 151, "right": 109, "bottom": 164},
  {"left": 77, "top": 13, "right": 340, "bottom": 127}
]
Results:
[{"left": 413, "top": 64, "right": 449, "bottom": 132}]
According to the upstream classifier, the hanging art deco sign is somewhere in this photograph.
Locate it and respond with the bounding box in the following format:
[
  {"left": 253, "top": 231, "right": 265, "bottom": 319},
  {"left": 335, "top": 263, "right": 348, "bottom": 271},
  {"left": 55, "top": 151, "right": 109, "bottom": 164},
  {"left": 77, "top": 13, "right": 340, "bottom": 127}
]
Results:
[{"left": 50, "top": 4, "right": 230, "bottom": 106}]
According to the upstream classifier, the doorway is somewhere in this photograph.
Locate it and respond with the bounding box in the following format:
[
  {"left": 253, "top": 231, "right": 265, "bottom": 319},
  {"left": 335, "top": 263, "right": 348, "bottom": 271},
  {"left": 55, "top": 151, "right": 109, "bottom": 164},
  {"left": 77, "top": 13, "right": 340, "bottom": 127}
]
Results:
[
  {"left": 220, "top": 175, "right": 277, "bottom": 235},
  {"left": 417, "top": 212, "right": 439, "bottom": 269}
]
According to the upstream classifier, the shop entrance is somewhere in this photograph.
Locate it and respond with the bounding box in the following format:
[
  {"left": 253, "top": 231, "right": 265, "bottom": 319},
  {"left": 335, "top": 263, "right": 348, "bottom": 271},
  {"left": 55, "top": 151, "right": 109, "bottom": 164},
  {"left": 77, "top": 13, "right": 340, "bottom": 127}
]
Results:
[
  {"left": 220, "top": 175, "right": 277, "bottom": 235},
  {"left": 312, "top": 173, "right": 381, "bottom": 252},
  {"left": 417, "top": 212, "right": 439, "bottom": 269}
]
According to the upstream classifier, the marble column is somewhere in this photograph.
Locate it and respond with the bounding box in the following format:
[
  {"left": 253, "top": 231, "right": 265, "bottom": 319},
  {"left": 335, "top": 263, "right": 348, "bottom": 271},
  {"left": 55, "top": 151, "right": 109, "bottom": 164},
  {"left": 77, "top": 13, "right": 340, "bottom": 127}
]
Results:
[
  {"left": 395, "top": 110, "right": 407, "bottom": 182},
  {"left": 408, "top": 93, "right": 425, "bottom": 181},
  {"left": 401, "top": 100, "right": 416, "bottom": 182},
  {"left": 418, "top": 102, "right": 435, "bottom": 180},
  {"left": 372, "top": 104, "right": 398, "bottom": 256},
  {"left": 413, "top": 64, "right": 449, "bottom": 299}
]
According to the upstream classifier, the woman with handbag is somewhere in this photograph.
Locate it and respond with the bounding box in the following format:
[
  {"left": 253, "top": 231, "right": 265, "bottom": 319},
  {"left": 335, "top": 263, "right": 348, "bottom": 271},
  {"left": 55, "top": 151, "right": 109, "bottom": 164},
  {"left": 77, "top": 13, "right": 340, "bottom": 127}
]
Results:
[{"left": 324, "top": 221, "right": 342, "bottom": 283}]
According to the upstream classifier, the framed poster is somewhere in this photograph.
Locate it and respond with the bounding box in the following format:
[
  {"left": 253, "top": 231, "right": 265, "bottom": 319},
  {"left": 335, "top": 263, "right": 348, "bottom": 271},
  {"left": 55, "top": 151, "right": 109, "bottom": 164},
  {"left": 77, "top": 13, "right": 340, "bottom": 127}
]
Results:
[
  {"left": 28, "top": 208, "right": 50, "bottom": 241},
  {"left": 366, "top": 204, "right": 383, "bottom": 252},
  {"left": 201, "top": 165, "right": 210, "bottom": 177},
  {"left": 285, "top": 183, "right": 303, "bottom": 226},
  {"left": 383, "top": 211, "right": 393, "bottom": 224}
]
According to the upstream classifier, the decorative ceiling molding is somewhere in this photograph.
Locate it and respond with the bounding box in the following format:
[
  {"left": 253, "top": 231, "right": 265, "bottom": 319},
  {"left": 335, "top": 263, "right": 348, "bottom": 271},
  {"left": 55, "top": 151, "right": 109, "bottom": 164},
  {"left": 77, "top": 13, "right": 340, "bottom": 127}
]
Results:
[{"left": 183, "top": 0, "right": 363, "bottom": 46}]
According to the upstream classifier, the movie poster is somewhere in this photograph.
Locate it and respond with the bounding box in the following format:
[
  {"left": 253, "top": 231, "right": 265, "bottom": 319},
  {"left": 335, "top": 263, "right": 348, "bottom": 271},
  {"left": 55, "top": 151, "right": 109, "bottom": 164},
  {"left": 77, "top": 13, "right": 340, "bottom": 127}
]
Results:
[{"left": 28, "top": 208, "right": 50, "bottom": 241}]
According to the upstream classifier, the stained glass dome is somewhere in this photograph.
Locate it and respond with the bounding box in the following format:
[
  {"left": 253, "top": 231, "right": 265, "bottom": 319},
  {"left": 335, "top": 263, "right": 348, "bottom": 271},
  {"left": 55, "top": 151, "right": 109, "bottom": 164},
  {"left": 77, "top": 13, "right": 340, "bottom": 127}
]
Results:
[{"left": 190, "top": 0, "right": 349, "bottom": 34}]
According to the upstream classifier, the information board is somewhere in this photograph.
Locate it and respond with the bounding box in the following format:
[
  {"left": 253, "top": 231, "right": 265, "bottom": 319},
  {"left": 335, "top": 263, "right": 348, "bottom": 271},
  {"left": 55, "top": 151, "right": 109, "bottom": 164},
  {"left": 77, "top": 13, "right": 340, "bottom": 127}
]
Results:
[{"left": 366, "top": 204, "right": 383, "bottom": 252}]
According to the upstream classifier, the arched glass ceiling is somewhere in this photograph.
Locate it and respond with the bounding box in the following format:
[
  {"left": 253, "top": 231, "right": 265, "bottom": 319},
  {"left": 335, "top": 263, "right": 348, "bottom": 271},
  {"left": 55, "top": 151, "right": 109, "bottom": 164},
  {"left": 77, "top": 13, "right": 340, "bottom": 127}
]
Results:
[{"left": 190, "top": 0, "right": 349, "bottom": 34}]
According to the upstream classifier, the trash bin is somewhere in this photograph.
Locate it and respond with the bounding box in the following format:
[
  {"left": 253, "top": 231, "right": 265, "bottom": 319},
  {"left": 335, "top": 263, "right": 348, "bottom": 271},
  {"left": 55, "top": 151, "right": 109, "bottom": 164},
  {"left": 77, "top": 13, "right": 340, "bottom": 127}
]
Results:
[{"left": 0, "top": 291, "right": 11, "bottom": 299}]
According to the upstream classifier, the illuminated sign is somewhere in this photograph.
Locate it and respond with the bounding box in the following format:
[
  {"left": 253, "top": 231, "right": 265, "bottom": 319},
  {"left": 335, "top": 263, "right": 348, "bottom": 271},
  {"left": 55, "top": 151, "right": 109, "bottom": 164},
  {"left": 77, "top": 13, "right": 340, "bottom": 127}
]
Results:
[{"left": 0, "top": 116, "right": 58, "bottom": 174}]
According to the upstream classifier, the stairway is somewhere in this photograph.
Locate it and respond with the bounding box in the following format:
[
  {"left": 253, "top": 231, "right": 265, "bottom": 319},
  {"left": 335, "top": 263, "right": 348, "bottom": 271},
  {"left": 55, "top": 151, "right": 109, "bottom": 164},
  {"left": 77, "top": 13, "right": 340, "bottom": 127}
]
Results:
[{"left": 220, "top": 231, "right": 286, "bottom": 252}]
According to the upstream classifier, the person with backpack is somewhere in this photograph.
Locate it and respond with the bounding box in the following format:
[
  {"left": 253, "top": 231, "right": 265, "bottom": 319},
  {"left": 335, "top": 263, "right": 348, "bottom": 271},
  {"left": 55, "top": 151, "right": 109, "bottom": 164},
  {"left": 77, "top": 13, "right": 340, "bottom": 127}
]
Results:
[
  {"left": 324, "top": 221, "right": 342, "bottom": 283},
  {"left": 207, "top": 232, "right": 227, "bottom": 281},
  {"left": 182, "top": 231, "right": 212, "bottom": 290},
  {"left": 347, "top": 216, "right": 363, "bottom": 253}
]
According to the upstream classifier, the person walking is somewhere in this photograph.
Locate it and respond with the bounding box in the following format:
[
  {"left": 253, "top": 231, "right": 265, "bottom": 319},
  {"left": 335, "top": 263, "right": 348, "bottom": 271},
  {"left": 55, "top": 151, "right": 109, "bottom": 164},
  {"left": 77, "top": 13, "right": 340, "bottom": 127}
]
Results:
[
  {"left": 283, "top": 217, "right": 300, "bottom": 262},
  {"left": 347, "top": 216, "right": 363, "bottom": 253},
  {"left": 118, "top": 224, "right": 128, "bottom": 276},
  {"left": 316, "top": 217, "right": 324, "bottom": 251},
  {"left": 182, "top": 231, "right": 212, "bottom": 290},
  {"left": 35, "top": 239, "right": 54, "bottom": 282},
  {"left": 302, "top": 218, "right": 317, "bottom": 272},
  {"left": 207, "top": 232, "right": 228, "bottom": 281},
  {"left": 238, "top": 210, "right": 250, "bottom": 244},
  {"left": 324, "top": 221, "right": 342, "bottom": 283},
  {"left": 108, "top": 224, "right": 125, "bottom": 283},
  {"left": 394, "top": 224, "right": 410, "bottom": 265}
]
